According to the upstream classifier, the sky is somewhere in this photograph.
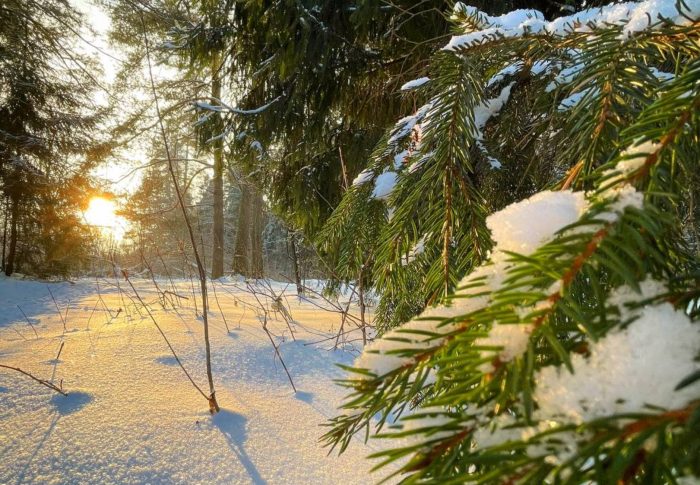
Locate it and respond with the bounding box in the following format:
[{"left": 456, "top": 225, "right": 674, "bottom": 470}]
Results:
[
  {"left": 70, "top": 0, "right": 142, "bottom": 238},
  {"left": 72, "top": 0, "right": 214, "bottom": 200},
  {"left": 72, "top": 0, "right": 145, "bottom": 196}
]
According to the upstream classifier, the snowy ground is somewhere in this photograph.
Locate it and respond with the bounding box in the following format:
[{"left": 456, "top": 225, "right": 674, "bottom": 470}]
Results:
[{"left": 0, "top": 275, "right": 387, "bottom": 484}]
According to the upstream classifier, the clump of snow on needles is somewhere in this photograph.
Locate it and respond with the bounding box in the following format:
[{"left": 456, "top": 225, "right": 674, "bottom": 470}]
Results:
[
  {"left": 473, "top": 280, "right": 700, "bottom": 461},
  {"left": 598, "top": 138, "right": 657, "bottom": 213},
  {"left": 353, "top": 190, "right": 589, "bottom": 380},
  {"left": 372, "top": 171, "right": 398, "bottom": 200},
  {"left": 616, "top": 138, "right": 659, "bottom": 175},
  {"left": 352, "top": 168, "right": 374, "bottom": 186},
  {"left": 473, "top": 83, "right": 514, "bottom": 141},
  {"left": 534, "top": 280, "right": 700, "bottom": 425},
  {"left": 487, "top": 190, "right": 588, "bottom": 259},
  {"left": 473, "top": 191, "right": 587, "bottom": 371},
  {"left": 474, "top": 323, "right": 534, "bottom": 373},
  {"left": 401, "top": 77, "right": 430, "bottom": 91}
]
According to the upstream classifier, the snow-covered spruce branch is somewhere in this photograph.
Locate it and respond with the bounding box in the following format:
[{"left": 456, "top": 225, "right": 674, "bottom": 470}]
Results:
[
  {"left": 193, "top": 95, "right": 282, "bottom": 116},
  {"left": 445, "top": 1, "right": 700, "bottom": 51},
  {"left": 325, "top": 189, "right": 638, "bottom": 434},
  {"left": 324, "top": 0, "right": 700, "bottom": 484},
  {"left": 328, "top": 191, "right": 698, "bottom": 480},
  {"left": 326, "top": 113, "right": 692, "bottom": 484}
]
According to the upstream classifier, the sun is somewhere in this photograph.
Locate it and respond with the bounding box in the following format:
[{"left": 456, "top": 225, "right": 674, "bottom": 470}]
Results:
[{"left": 83, "top": 197, "right": 128, "bottom": 241}]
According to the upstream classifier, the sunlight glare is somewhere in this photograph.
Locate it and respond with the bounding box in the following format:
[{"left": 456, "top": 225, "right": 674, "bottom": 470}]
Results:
[{"left": 83, "top": 197, "right": 128, "bottom": 241}]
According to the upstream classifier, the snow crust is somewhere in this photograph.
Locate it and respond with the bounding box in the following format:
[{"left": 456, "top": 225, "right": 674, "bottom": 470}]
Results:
[{"left": 0, "top": 277, "right": 393, "bottom": 484}]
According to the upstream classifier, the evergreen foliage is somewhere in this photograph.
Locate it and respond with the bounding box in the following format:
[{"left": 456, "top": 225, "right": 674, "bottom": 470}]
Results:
[
  {"left": 0, "top": 0, "right": 107, "bottom": 277},
  {"left": 179, "top": 0, "right": 451, "bottom": 235},
  {"left": 324, "top": 2, "right": 700, "bottom": 483}
]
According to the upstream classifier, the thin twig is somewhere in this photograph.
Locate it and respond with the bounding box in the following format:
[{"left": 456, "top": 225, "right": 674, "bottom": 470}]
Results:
[
  {"left": 47, "top": 285, "right": 67, "bottom": 332},
  {"left": 121, "top": 269, "right": 209, "bottom": 402},
  {"left": 210, "top": 281, "right": 231, "bottom": 333},
  {"left": 0, "top": 364, "right": 67, "bottom": 396},
  {"left": 138, "top": 8, "right": 219, "bottom": 413},
  {"left": 55, "top": 341, "right": 65, "bottom": 361},
  {"left": 17, "top": 305, "right": 39, "bottom": 339},
  {"left": 262, "top": 316, "right": 297, "bottom": 393}
]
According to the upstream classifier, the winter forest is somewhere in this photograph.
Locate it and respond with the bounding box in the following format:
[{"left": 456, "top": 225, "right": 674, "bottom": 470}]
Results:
[{"left": 1, "top": 0, "right": 700, "bottom": 483}]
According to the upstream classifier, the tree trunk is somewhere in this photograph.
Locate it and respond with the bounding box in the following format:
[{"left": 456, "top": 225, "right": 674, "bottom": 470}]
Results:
[
  {"left": 1, "top": 197, "right": 8, "bottom": 272},
  {"left": 210, "top": 53, "right": 225, "bottom": 279},
  {"left": 251, "top": 187, "right": 264, "bottom": 279},
  {"left": 289, "top": 231, "right": 303, "bottom": 295},
  {"left": 232, "top": 183, "right": 253, "bottom": 275},
  {"left": 5, "top": 194, "right": 19, "bottom": 276}
]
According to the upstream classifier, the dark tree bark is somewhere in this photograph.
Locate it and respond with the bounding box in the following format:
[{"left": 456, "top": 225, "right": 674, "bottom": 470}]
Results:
[
  {"left": 232, "top": 183, "right": 253, "bottom": 275},
  {"left": 210, "top": 53, "right": 225, "bottom": 279},
  {"left": 251, "top": 187, "right": 264, "bottom": 278},
  {"left": 232, "top": 182, "right": 265, "bottom": 278},
  {"left": 1, "top": 197, "right": 8, "bottom": 272},
  {"left": 289, "top": 231, "right": 303, "bottom": 295},
  {"left": 5, "top": 194, "right": 19, "bottom": 276}
]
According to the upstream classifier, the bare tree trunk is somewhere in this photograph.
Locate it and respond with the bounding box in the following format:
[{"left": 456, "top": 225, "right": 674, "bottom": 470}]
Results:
[
  {"left": 251, "top": 188, "right": 264, "bottom": 279},
  {"left": 5, "top": 194, "right": 19, "bottom": 276},
  {"left": 289, "top": 231, "right": 303, "bottom": 295},
  {"left": 232, "top": 183, "right": 252, "bottom": 276},
  {"left": 210, "top": 52, "right": 225, "bottom": 279},
  {"left": 1, "top": 196, "right": 8, "bottom": 272}
]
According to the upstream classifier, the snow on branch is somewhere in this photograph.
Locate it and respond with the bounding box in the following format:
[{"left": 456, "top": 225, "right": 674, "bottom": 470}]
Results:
[
  {"left": 352, "top": 190, "right": 590, "bottom": 381},
  {"left": 194, "top": 95, "right": 282, "bottom": 116},
  {"left": 400, "top": 77, "right": 430, "bottom": 91},
  {"left": 445, "top": 0, "right": 700, "bottom": 51}
]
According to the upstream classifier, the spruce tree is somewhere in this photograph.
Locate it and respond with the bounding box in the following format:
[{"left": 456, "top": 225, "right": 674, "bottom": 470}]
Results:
[
  {"left": 324, "top": 2, "right": 700, "bottom": 483},
  {"left": 0, "top": 0, "right": 106, "bottom": 276}
]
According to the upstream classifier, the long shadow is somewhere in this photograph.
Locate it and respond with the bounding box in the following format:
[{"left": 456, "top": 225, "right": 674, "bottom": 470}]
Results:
[
  {"left": 212, "top": 409, "right": 267, "bottom": 485},
  {"left": 15, "top": 392, "right": 92, "bottom": 484},
  {"left": 0, "top": 280, "right": 92, "bottom": 332},
  {"left": 15, "top": 414, "right": 59, "bottom": 485},
  {"left": 212, "top": 338, "right": 352, "bottom": 391}
]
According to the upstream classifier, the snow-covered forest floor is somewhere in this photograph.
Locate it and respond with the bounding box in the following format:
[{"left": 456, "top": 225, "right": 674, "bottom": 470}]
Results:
[{"left": 0, "top": 275, "right": 386, "bottom": 484}]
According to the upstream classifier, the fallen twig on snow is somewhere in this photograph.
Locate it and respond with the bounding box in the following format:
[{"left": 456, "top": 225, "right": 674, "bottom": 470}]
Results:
[{"left": 0, "top": 364, "right": 67, "bottom": 396}]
